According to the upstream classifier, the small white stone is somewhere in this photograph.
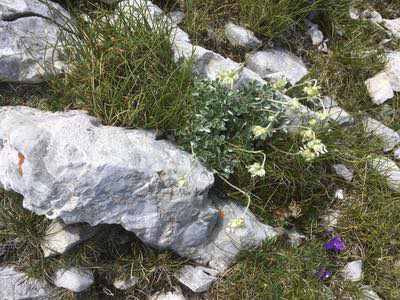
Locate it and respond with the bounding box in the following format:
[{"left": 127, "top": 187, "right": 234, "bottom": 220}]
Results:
[
  {"left": 363, "top": 117, "right": 400, "bottom": 152},
  {"left": 53, "top": 267, "right": 94, "bottom": 293},
  {"left": 41, "top": 220, "right": 96, "bottom": 257},
  {"left": 321, "top": 209, "right": 340, "bottom": 228},
  {"left": 246, "top": 50, "right": 308, "bottom": 85},
  {"left": 369, "top": 156, "right": 400, "bottom": 192},
  {"left": 149, "top": 289, "right": 186, "bottom": 300},
  {"left": 394, "top": 147, "right": 400, "bottom": 160},
  {"left": 224, "top": 22, "right": 262, "bottom": 49},
  {"left": 286, "top": 229, "right": 306, "bottom": 247},
  {"left": 361, "top": 9, "right": 383, "bottom": 23},
  {"left": 176, "top": 265, "right": 218, "bottom": 293},
  {"left": 168, "top": 11, "right": 185, "bottom": 25},
  {"left": 360, "top": 285, "right": 382, "bottom": 300},
  {"left": 365, "top": 72, "right": 394, "bottom": 105},
  {"left": 113, "top": 276, "right": 138, "bottom": 290},
  {"left": 342, "top": 260, "right": 363, "bottom": 282},
  {"left": 307, "top": 22, "right": 324, "bottom": 46},
  {"left": 333, "top": 164, "right": 354, "bottom": 182},
  {"left": 385, "top": 51, "right": 400, "bottom": 92},
  {"left": 334, "top": 189, "right": 345, "bottom": 200}
]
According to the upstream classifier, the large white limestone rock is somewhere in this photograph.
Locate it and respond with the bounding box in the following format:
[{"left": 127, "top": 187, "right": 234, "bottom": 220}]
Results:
[{"left": 0, "top": 106, "right": 218, "bottom": 257}]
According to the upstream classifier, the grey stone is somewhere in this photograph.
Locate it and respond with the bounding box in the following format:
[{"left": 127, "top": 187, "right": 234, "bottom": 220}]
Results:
[
  {"left": 246, "top": 49, "right": 308, "bottom": 85},
  {"left": 320, "top": 209, "right": 340, "bottom": 229},
  {"left": 0, "top": 16, "right": 68, "bottom": 83},
  {"left": 224, "top": 22, "right": 262, "bottom": 49},
  {"left": 342, "top": 260, "right": 363, "bottom": 282},
  {"left": 149, "top": 289, "right": 186, "bottom": 300},
  {"left": 0, "top": 106, "right": 218, "bottom": 259},
  {"left": 365, "top": 72, "right": 394, "bottom": 105},
  {"left": 101, "top": 0, "right": 121, "bottom": 4},
  {"left": 360, "top": 285, "right": 382, "bottom": 300},
  {"left": 193, "top": 51, "right": 242, "bottom": 82},
  {"left": 168, "top": 11, "right": 185, "bottom": 25},
  {"left": 361, "top": 9, "right": 383, "bottom": 24},
  {"left": 394, "top": 147, "right": 400, "bottom": 160},
  {"left": 0, "top": 266, "right": 55, "bottom": 299},
  {"left": 53, "top": 267, "right": 94, "bottom": 293},
  {"left": 363, "top": 117, "right": 400, "bottom": 152},
  {"left": 187, "top": 196, "right": 278, "bottom": 272},
  {"left": 333, "top": 164, "right": 354, "bottom": 182},
  {"left": 0, "top": 0, "right": 70, "bottom": 24},
  {"left": 383, "top": 18, "right": 400, "bottom": 39},
  {"left": 369, "top": 156, "right": 400, "bottom": 192},
  {"left": 306, "top": 21, "right": 324, "bottom": 46},
  {"left": 113, "top": 276, "right": 139, "bottom": 290},
  {"left": 177, "top": 265, "right": 218, "bottom": 293},
  {"left": 41, "top": 219, "right": 97, "bottom": 257},
  {"left": 286, "top": 229, "right": 305, "bottom": 247},
  {"left": 385, "top": 51, "right": 400, "bottom": 92},
  {"left": 334, "top": 189, "right": 345, "bottom": 200},
  {"left": 319, "top": 98, "right": 353, "bottom": 125}
]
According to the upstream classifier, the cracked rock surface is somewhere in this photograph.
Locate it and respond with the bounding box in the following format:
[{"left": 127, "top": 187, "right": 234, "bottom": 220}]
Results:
[
  {"left": 0, "top": 106, "right": 218, "bottom": 258},
  {"left": 0, "top": 0, "right": 70, "bottom": 83}
]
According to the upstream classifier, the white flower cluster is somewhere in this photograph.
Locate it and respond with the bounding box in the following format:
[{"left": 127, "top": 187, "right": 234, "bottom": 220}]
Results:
[{"left": 299, "top": 129, "right": 328, "bottom": 161}]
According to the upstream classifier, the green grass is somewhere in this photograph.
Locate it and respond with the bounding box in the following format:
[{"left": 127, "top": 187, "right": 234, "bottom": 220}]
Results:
[{"left": 50, "top": 4, "right": 195, "bottom": 130}]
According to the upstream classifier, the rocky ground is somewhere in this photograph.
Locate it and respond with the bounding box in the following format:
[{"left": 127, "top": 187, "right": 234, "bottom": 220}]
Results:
[{"left": 0, "top": 0, "right": 400, "bottom": 299}]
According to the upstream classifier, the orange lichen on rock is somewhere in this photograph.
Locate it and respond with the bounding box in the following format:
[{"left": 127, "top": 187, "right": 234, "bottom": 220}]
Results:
[{"left": 18, "top": 152, "right": 25, "bottom": 177}]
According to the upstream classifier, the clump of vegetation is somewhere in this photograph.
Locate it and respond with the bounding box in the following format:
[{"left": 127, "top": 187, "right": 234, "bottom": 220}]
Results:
[{"left": 51, "top": 4, "right": 194, "bottom": 130}]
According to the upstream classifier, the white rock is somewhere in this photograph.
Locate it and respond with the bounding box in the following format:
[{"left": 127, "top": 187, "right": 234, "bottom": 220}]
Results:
[
  {"left": 0, "top": 0, "right": 70, "bottom": 23},
  {"left": 149, "top": 289, "right": 186, "bottom": 300},
  {"left": 41, "top": 220, "right": 96, "bottom": 257},
  {"left": 177, "top": 265, "right": 218, "bottom": 293},
  {"left": 383, "top": 18, "right": 400, "bottom": 39},
  {"left": 0, "top": 266, "right": 55, "bottom": 299},
  {"left": 0, "top": 106, "right": 218, "bottom": 259},
  {"left": 307, "top": 22, "right": 324, "bottom": 46},
  {"left": 53, "top": 267, "right": 94, "bottom": 293},
  {"left": 287, "top": 229, "right": 305, "bottom": 247},
  {"left": 186, "top": 196, "right": 278, "bottom": 272},
  {"left": 349, "top": 7, "right": 360, "bottom": 20},
  {"left": 168, "top": 11, "right": 185, "bottom": 25},
  {"left": 320, "top": 209, "right": 340, "bottom": 228},
  {"left": 246, "top": 50, "right": 308, "bottom": 85},
  {"left": 113, "top": 276, "right": 138, "bottom": 290},
  {"left": 363, "top": 117, "right": 400, "bottom": 152},
  {"left": 369, "top": 156, "right": 400, "bottom": 192},
  {"left": 385, "top": 51, "right": 400, "bottom": 92},
  {"left": 333, "top": 164, "right": 354, "bottom": 182},
  {"left": 0, "top": 16, "right": 69, "bottom": 83},
  {"left": 224, "top": 22, "right": 262, "bottom": 49},
  {"left": 361, "top": 9, "right": 383, "bottom": 24},
  {"left": 365, "top": 72, "right": 394, "bottom": 105},
  {"left": 334, "top": 189, "right": 345, "bottom": 200},
  {"left": 360, "top": 285, "right": 382, "bottom": 300},
  {"left": 101, "top": 0, "right": 121, "bottom": 4},
  {"left": 394, "top": 147, "right": 400, "bottom": 160},
  {"left": 342, "top": 260, "right": 363, "bottom": 282}
]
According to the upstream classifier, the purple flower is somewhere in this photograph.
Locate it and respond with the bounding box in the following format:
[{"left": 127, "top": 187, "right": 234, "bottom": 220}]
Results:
[
  {"left": 324, "top": 236, "right": 346, "bottom": 253},
  {"left": 316, "top": 268, "right": 332, "bottom": 281}
]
